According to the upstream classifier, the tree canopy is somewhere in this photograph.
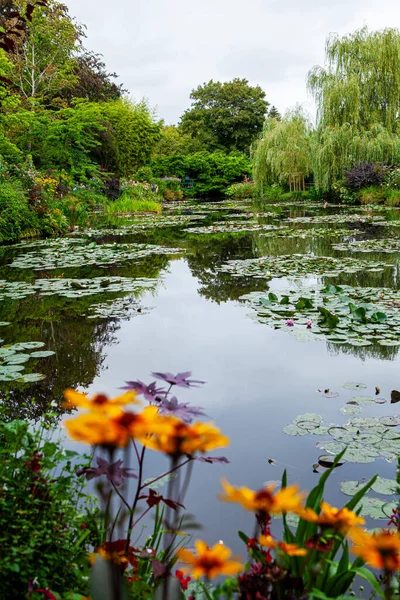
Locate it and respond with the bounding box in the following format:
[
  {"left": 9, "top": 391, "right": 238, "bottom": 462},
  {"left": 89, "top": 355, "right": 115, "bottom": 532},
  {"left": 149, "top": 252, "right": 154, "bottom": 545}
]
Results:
[
  {"left": 252, "top": 108, "right": 313, "bottom": 191},
  {"left": 180, "top": 78, "right": 269, "bottom": 153},
  {"left": 308, "top": 27, "right": 400, "bottom": 190}
]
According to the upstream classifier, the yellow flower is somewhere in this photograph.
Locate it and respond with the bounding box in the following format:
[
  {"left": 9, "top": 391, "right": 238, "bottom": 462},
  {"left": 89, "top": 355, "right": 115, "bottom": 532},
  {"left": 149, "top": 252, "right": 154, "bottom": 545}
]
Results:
[
  {"left": 349, "top": 528, "right": 400, "bottom": 571},
  {"left": 177, "top": 540, "right": 242, "bottom": 579},
  {"left": 258, "top": 535, "right": 307, "bottom": 557},
  {"left": 139, "top": 418, "right": 229, "bottom": 457},
  {"left": 63, "top": 389, "right": 139, "bottom": 415},
  {"left": 300, "top": 502, "right": 365, "bottom": 534},
  {"left": 64, "top": 406, "right": 160, "bottom": 447},
  {"left": 219, "top": 480, "right": 305, "bottom": 515}
]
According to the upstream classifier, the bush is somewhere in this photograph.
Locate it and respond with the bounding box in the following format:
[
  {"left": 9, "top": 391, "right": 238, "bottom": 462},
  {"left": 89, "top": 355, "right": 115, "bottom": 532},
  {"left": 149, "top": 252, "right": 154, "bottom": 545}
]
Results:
[
  {"left": 386, "top": 188, "right": 400, "bottom": 206},
  {"left": 384, "top": 167, "right": 400, "bottom": 189},
  {"left": 0, "top": 180, "right": 40, "bottom": 243},
  {"left": 261, "top": 184, "right": 284, "bottom": 202},
  {"left": 345, "top": 162, "right": 386, "bottom": 191},
  {"left": 106, "top": 189, "right": 162, "bottom": 214},
  {"left": 358, "top": 185, "right": 387, "bottom": 204},
  {"left": 59, "top": 194, "right": 91, "bottom": 228},
  {"left": 225, "top": 181, "right": 254, "bottom": 200},
  {"left": 0, "top": 417, "right": 98, "bottom": 598},
  {"left": 150, "top": 152, "right": 251, "bottom": 197}
]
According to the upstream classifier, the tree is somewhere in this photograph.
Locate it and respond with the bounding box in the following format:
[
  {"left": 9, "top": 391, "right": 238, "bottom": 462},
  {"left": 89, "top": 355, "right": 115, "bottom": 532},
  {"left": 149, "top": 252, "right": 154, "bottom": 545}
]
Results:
[
  {"left": 268, "top": 105, "right": 281, "bottom": 120},
  {"left": 8, "top": 0, "right": 81, "bottom": 101},
  {"left": 96, "top": 98, "right": 162, "bottom": 177},
  {"left": 180, "top": 78, "right": 269, "bottom": 153},
  {"left": 252, "top": 108, "right": 313, "bottom": 191},
  {"left": 153, "top": 124, "right": 205, "bottom": 157},
  {"left": 308, "top": 27, "right": 400, "bottom": 191},
  {"left": 58, "top": 50, "right": 124, "bottom": 104}
]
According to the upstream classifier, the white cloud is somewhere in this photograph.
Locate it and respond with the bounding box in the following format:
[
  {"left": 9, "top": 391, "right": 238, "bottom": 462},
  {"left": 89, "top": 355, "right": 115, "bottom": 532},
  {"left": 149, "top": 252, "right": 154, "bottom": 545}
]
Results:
[{"left": 65, "top": 0, "right": 400, "bottom": 123}]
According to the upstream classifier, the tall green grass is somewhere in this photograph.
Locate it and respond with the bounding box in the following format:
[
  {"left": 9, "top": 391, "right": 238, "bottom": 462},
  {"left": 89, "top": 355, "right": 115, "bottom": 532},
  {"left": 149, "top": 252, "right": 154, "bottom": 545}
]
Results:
[{"left": 106, "top": 193, "right": 162, "bottom": 214}]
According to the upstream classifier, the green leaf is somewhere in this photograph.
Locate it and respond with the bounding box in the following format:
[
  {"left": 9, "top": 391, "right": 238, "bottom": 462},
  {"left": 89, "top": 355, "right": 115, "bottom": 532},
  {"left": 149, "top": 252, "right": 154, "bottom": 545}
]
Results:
[{"left": 352, "top": 567, "right": 383, "bottom": 598}]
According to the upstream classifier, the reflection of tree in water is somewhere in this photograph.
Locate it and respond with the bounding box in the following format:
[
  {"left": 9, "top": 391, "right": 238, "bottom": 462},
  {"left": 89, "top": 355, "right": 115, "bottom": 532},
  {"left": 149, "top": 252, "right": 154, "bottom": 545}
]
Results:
[
  {"left": 186, "top": 232, "right": 269, "bottom": 303},
  {"left": 0, "top": 256, "right": 168, "bottom": 421},
  {"left": 327, "top": 341, "right": 399, "bottom": 362}
]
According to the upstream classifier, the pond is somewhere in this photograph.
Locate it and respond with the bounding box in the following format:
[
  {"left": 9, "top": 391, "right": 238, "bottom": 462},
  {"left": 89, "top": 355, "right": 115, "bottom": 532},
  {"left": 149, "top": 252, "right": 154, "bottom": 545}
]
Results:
[{"left": 1, "top": 199, "right": 400, "bottom": 555}]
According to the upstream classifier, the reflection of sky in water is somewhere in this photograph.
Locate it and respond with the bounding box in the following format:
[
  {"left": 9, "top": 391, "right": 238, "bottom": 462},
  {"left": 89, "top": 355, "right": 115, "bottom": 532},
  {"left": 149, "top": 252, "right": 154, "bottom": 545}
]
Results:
[{"left": 61, "top": 258, "right": 400, "bottom": 555}]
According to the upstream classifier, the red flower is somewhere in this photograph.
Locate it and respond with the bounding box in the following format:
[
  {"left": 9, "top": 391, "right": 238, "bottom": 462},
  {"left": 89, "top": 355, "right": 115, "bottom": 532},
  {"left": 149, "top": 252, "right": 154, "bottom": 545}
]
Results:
[{"left": 176, "top": 569, "right": 191, "bottom": 590}]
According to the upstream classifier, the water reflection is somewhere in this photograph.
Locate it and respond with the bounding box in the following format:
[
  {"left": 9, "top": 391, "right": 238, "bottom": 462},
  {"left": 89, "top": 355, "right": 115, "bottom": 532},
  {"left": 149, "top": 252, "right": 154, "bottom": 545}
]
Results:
[{"left": 1, "top": 202, "right": 400, "bottom": 553}]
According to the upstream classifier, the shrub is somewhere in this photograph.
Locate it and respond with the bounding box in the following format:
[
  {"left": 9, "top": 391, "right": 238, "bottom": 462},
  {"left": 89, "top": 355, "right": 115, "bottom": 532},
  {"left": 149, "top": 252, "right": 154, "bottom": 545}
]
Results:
[
  {"left": 106, "top": 191, "right": 162, "bottom": 214},
  {"left": 0, "top": 417, "right": 98, "bottom": 598},
  {"left": 261, "top": 184, "right": 284, "bottom": 202},
  {"left": 358, "top": 185, "right": 387, "bottom": 204},
  {"left": 225, "top": 181, "right": 254, "bottom": 200},
  {"left": 344, "top": 162, "right": 386, "bottom": 191},
  {"left": 0, "top": 180, "right": 39, "bottom": 243},
  {"left": 59, "top": 194, "right": 91, "bottom": 228},
  {"left": 386, "top": 188, "right": 400, "bottom": 206},
  {"left": 384, "top": 167, "right": 400, "bottom": 189},
  {"left": 150, "top": 152, "right": 251, "bottom": 197}
]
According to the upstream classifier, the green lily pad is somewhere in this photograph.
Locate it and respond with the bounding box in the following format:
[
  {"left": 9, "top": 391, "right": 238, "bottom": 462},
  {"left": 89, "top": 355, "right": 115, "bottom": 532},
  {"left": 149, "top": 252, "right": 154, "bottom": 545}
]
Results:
[
  {"left": 371, "top": 477, "right": 398, "bottom": 495},
  {"left": 29, "top": 351, "right": 56, "bottom": 358},
  {"left": 343, "top": 382, "right": 367, "bottom": 390},
  {"left": 17, "top": 373, "right": 46, "bottom": 383},
  {"left": 359, "top": 498, "right": 397, "bottom": 519}
]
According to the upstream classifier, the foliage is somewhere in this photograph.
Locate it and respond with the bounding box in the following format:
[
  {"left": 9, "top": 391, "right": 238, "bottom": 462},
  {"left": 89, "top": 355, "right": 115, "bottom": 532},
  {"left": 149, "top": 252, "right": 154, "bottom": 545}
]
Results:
[
  {"left": 308, "top": 27, "right": 400, "bottom": 191},
  {"left": 180, "top": 79, "right": 269, "bottom": 153},
  {"left": 151, "top": 152, "right": 251, "bottom": 197},
  {"left": 153, "top": 125, "right": 205, "bottom": 157},
  {"left": 225, "top": 181, "right": 254, "bottom": 200},
  {"left": 344, "top": 162, "right": 386, "bottom": 191},
  {"left": 59, "top": 49, "right": 124, "bottom": 104},
  {"left": 0, "top": 179, "right": 40, "bottom": 242},
  {"left": 385, "top": 167, "right": 400, "bottom": 189},
  {"left": 252, "top": 108, "right": 313, "bottom": 191},
  {"left": 358, "top": 185, "right": 387, "bottom": 205},
  {"left": 8, "top": 0, "right": 82, "bottom": 101},
  {"left": 97, "top": 99, "right": 162, "bottom": 177},
  {"left": 106, "top": 188, "right": 162, "bottom": 214},
  {"left": 0, "top": 415, "right": 98, "bottom": 598}
]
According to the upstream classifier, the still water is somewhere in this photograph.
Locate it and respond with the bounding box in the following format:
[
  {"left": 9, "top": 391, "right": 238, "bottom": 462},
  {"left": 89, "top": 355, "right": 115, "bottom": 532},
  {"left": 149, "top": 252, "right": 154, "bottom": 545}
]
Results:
[{"left": 1, "top": 200, "right": 400, "bottom": 553}]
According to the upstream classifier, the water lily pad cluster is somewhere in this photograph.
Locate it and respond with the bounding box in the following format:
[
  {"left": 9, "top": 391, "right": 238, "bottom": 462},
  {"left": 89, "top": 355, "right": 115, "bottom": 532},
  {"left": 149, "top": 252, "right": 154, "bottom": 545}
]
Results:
[
  {"left": 9, "top": 241, "right": 183, "bottom": 270},
  {"left": 284, "top": 411, "right": 400, "bottom": 464},
  {"left": 332, "top": 238, "right": 400, "bottom": 253},
  {"left": 0, "top": 277, "right": 158, "bottom": 302},
  {"left": 260, "top": 227, "right": 353, "bottom": 240},
  {"left": 240, "top": 283, "right": 400, "bottom": 346},
  {"left": 81, "top": 215, "right": 208, "bottom": 236},
  {"left": 288, "top": 214, "right": 386, "bottom": 224},
  {"left": 86, "top": 296, "right": 151, "bottom": 320},
  {"left": 183, "top": 222, "right": 285, "bottom": 235},
  {"left": 0, "top": 338, "right": 53, "bottom": 382},
  {"left": 218, "top": 254, "right": 390, "bottom": 280}
]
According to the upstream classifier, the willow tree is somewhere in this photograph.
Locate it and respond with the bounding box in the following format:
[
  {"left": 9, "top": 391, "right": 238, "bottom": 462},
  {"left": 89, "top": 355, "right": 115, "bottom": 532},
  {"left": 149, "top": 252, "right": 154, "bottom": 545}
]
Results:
[
  {"left": 252, "top": 108, "right": 313, "bottom": 192},
  {"left": 308, "top": 27, "right": 400, "bottom": 191}
]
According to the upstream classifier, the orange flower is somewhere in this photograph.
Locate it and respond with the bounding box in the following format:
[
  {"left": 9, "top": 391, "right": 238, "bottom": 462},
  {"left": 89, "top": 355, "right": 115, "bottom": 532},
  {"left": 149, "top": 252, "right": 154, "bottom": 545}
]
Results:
[
  {"left": 139, "top": 418, "right": 229, "bottom": 457},
  {"left": 63, "top": 389, "right": 139, "bottom": 415},
  {"left": 349, "top": 528, "right": 400, "bottom": 571},
  {"left": 64, "top": 406, "right": 160, "bottom": 447},
  {"left": 219, "top": 480, "right": 305, "bottom": 515},
  {"left": 258, "top": 535, "right": 307, "bottom": 557},
  {"left": 300, "top": 502, "right": 365, "bottom": 534},
  {"left": 177, "top": 540, "right": 242, "bottom": 579}
]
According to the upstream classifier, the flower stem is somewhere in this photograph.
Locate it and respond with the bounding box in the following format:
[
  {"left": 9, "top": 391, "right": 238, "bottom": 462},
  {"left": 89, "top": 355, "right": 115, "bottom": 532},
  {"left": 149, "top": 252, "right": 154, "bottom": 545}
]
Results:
[
  {"left": 140, "top": 458, "right": 192, "bottom": 491},
  {"left": 124, "top": 445, "right": 146, "bottom": 556}
]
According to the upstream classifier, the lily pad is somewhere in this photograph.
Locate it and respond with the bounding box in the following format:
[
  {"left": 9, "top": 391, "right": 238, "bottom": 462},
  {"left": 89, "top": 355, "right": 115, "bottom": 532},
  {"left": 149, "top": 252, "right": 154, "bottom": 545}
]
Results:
[
  {"left": 343, "top": 382, "right": 367, "bottom": 390},
  {"left": 359, "top": 498, "right": 397, "bottom": 519}
]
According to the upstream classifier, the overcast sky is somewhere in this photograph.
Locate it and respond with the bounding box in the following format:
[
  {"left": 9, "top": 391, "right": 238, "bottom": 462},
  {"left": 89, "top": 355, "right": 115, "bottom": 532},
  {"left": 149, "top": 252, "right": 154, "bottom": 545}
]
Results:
[{"left": 65, "top": 0, "right": 400, "bottom": 124}]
